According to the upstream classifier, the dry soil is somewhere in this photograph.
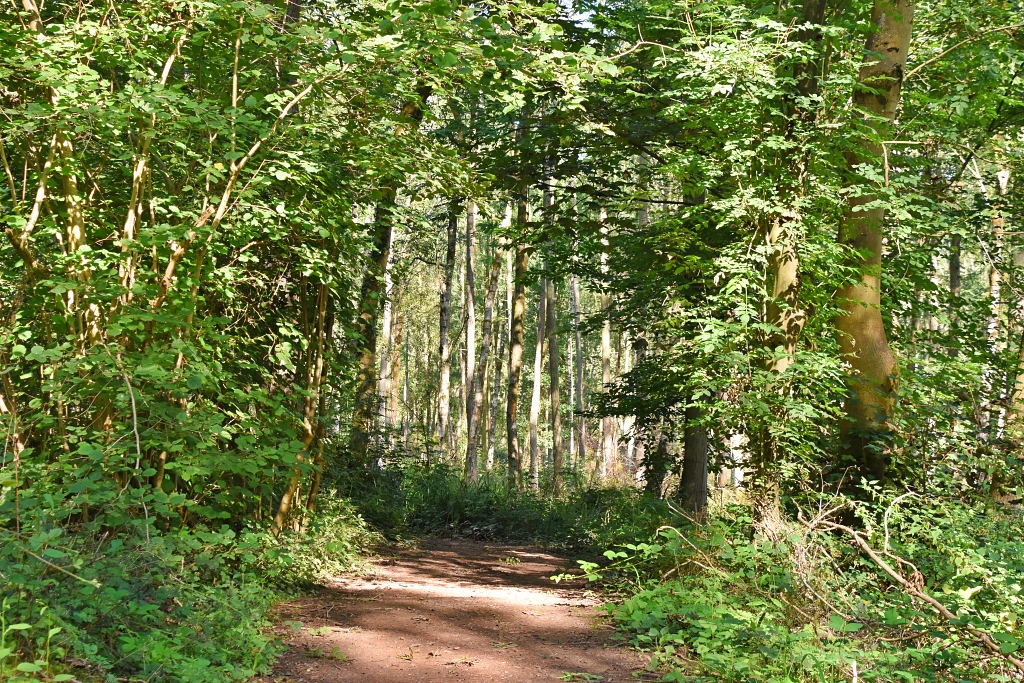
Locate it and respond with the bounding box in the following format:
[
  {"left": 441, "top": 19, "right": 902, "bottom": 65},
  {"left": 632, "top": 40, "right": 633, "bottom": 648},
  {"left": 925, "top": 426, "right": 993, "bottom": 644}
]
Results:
[{"left": 259, "top": 538, "right": 649, "bottom": 683}]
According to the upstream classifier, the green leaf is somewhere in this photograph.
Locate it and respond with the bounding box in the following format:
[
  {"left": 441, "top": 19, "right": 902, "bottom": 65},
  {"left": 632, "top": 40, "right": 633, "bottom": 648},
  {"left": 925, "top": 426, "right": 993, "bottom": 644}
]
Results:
[{"left": 828, "top": 615, "right": 863, "bottom": 633}]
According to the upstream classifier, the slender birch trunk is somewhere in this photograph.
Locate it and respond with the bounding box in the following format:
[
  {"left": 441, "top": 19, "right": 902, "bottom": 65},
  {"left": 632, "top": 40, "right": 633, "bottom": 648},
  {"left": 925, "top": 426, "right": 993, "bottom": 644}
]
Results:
[
  {"left": 600, "top": 210, "right": 614, "bottom": 478},
  {"left": 487, "top": 302, "right": 507, "bottom": 470},
  {"left": 622, "top": 339, "right": 636, "bottom": 474},
  {"left": 486, "top": 225, "right": 513, "bottom": 468},
  {"left": 567, "top": 304, "right": 575, "bottom": 463},
  {"left": 571, "top": 276, "right": 586, "bottom": 470},
  {"left": 437, "top": 207, "right": 458, "bottom": 452},
  {"left": 403, "top": 332, "right": 410, "bottom": 451},
  {"left": 378, "top": 253, "right": 394, "bottom": 430},
  {"left": 389, "top": 310, "right": 404, "bottom": 434}
]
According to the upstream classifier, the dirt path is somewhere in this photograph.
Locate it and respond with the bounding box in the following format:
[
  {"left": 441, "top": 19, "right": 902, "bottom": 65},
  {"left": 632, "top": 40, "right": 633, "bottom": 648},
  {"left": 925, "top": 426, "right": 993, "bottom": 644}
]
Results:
[{"left": 262, "top": 539, "right": 648, "bottom": 683}]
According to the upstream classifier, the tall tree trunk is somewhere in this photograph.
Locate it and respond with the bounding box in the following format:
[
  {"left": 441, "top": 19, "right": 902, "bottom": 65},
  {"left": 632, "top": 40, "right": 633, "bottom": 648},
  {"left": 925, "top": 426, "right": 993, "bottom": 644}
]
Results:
[
  {"left": 600, "top": 309, "right": 614, "bottom": 480},
  {"left": 749, "top": 2, "right": 827, "bottom": 525},
  {"left": 547, "top": 276, "right": 562, "bottom": 493},
  {"left": 457, "top": 338, "right": 467, "bottom": 447},
  {"left": 571, "top": 277, "right": 586, "bottom": 472},
  {"left": 529, "top": 275, "right": 547, "bottom": 491},
  {"left": 274, "top": 283, "right": 329, "bottom": 532},
  {"left": 986, "top": 168, "right": 1005, "bottom": 346},
  {"left": 487, "top": 316, "right": 507, "bottom": 470},
  {"left": 349, "top": 197, "right": 395, "bottom": 463},
  {"left": 679, "top": 403, "right": 709, "bottom": 518},
  {"left": 567, "top": 296, "right": 575, "bottom": 463},
  {"left": 763, "top": 0, "right": 825, "bottom": 373},
  {"left": 644, "top": 431, "right": 670, "bottom": 497},
  {"left": 437, "top": 207, "right": 458, "bottom": 451},
  {"left": 390, "top": 310, "right": 404, "bottom": 434},
  {"left": 403, "top": 332, "right": 411, "bottom": 451},
  {"left": 835, "top": 0, "right": 912, "bottom": 484},
  {"left": 466, "top": 246, "right": 504, "bottom": 481},
  {"left": 599, "top": 210, "right": 614, "bottom": 478},
  {"left": 349, "top": 86, "right": 431, "bottom": 461},
  {"left": 377, "top": 253, "right": 395, "bottom": 432},
  {"left": 487, "top": 210, "right": 514, "bottom": 469},
  {"left": 465, "top": 202, "right": 477, "bottom": 444},
  {"left": 507, "top": 200, "right": 530, "bottom": 490},
  {"left": 622, "top": 340, "right": 636, "bottom": 474}
]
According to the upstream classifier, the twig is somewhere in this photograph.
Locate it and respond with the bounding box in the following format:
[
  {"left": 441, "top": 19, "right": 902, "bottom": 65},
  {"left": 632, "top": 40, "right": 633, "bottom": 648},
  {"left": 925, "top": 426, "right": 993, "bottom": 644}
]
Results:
[
  {"left": 123, "top": 374, "right": 142, "bottom": 471},
  {"left": 905, "top": 24, "right": 1024, "bottom": 81},
  {"left": 123, "top": 373, "right": 150, "bottom": 544},
  {"left": 8, "top": 540, "right": 102, "bottom": 588},
  {"left": 655, "top": 524, "right": 721, "bottom": 572},
  {"left": 599, "top": 39, "right": 682, "bottom": 64}
]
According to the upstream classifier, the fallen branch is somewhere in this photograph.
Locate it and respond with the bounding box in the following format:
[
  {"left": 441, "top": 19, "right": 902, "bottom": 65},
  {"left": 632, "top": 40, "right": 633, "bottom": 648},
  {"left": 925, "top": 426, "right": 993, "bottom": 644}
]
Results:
[{"left": 821, "top": 520, "right": 1024, "bottom": 674}]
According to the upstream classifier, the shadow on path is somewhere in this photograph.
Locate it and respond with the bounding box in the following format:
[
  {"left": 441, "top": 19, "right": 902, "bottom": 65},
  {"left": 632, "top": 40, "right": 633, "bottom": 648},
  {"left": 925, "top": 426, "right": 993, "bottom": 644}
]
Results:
[{"left": 259, "top": 539, "right": 648, "bottom": 683}]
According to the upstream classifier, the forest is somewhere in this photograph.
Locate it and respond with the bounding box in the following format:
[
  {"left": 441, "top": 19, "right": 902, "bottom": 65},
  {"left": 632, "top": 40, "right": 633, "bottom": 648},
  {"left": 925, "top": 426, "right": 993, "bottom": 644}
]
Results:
[{"left": 1, "top": 0, "right": 1023, "bottom": 681}]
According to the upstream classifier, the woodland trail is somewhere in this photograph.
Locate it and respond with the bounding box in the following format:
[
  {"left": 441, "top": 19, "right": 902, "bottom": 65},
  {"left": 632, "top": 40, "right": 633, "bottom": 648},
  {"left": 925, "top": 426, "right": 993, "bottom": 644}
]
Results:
[{"left": 260, "top": 539, "right": 648, "bottom": 683}]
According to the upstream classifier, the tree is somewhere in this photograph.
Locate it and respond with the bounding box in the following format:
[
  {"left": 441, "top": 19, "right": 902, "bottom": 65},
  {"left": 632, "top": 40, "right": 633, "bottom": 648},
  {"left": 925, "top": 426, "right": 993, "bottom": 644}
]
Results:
[{"left": 835, "top": 0, "right": 913, "bottom": 485}]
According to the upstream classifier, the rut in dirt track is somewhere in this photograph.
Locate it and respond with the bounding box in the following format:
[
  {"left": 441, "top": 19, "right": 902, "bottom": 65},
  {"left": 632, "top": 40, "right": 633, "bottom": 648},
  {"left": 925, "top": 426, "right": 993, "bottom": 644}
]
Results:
[{"left": 262, "top": 538, "right": 649, "bottom": 683}]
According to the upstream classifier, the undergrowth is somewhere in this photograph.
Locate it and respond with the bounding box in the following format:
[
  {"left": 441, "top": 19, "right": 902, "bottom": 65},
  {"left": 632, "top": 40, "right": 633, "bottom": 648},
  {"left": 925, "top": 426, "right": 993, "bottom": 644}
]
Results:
[
  {"left": 342, "top": 461, "right": 676, "bottom": 549},
  {"left": 561, "top": 493, "right": 1024, "bottom": 682},
  {"left": 0, "top": 492, "right": 378, "bottom": 683}
]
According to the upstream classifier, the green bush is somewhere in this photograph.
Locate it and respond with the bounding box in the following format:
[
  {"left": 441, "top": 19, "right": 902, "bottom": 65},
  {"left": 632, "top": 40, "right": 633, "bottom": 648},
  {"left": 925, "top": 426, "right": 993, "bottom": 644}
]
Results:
[
  {"left": 578, "top": 496, "right": 1024, "bottom": 682},
  {"left": 0, "top": 496, "right": 377, "bottom": 683},
  {"left": 343, "top": 461, "right": 678, "bottom": 549}
]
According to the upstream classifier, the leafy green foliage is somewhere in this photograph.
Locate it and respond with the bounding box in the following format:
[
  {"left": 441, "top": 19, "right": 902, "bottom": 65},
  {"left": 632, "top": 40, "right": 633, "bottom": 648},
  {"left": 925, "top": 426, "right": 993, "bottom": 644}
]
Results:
[
  {"left": 345, "top": 463, "right": 675, "bottom": 549},
  {"left": 583, "top": 493, "right": 1024, "bottom": 682},
  {"left": 3, "top": 0, "right": 1024, "bottom": 681},
  {"left": 0, "top": 498, "right": 376, "bottom": 682}
]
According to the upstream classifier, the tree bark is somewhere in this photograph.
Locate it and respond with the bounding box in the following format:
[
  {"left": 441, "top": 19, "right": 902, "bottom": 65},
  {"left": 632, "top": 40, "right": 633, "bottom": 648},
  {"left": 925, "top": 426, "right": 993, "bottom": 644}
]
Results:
[
  {"left": 466, "top": 245, "right": 504, "bottom": 481},
  {"left": 546, "top": 276, "right": 562, "bottom": 493},
  {"left": 507, "top": 201, "right": 530, "bottom": 490},
  {"left": 465, "top": 202, "right": 477, "bottom": 442},
  {"left": 679, "top": 404, "right": 709, "bottom": 518},
  {"left": 599, "top": 210, "right": 614, "bottom": 478},
  {"left": 487, "top": 313, "right": 507, "bottom": 470},
  {"left": 349, "top": 85, "right": 431, "bottom": 462},
  {"left": 377, "top": 251, "right": 395, "bottom": 430},
  {"left": 835, "top": 0, "right": 912, "bottom": 484},
  {"left": 763, "top": 0, "right": 826, "bottom": 374},
  {"left": 529, "top": 275, "right": 547, "bottom": 491},
  {"left": 437, "top": 207, "right": 458, "bottom": 452},
  {"left": 389, "top": 309, "right": 404, "bottom": 434},
  {"left": 349, "top": 197, "right": 395, "bottom": 463},
  {"left": 600, "top": 307, "right": 614, "bottom": 479}
]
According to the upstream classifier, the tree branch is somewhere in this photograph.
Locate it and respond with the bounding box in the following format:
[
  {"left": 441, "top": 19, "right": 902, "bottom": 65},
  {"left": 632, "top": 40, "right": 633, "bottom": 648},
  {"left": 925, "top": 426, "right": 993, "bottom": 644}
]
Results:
[{"left": 822, "top": 520, "right": 1024, "bottom": 673}]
